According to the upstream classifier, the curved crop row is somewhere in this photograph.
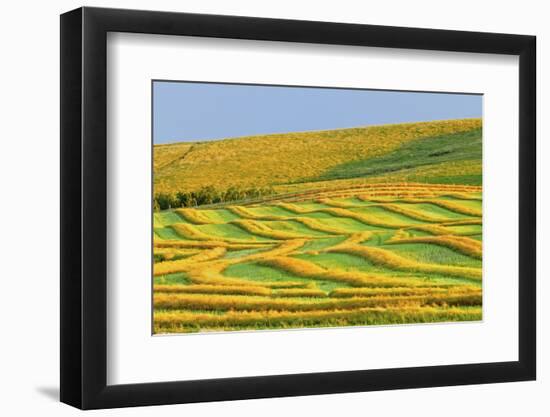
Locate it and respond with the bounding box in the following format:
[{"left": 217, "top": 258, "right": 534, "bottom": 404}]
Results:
[
  {"left": 227, "top": 205, "right": 284, "bottom": 220},
  {"left": 273, "top": 288, "right": 327, "bottom": 298},
  {"left": 175, "top": 208, "right": 218, "bottom": 224},
  {"left": 154, "top": 238, "right": 274, "bottom": 250},
  {"left": 154, "top": 247, "right": 227, "bottom": 276},
  {"left": 154, "top": 292, "right": 482, "bottom": 312},
  {"left": 231, "top": 219, "right": 314, "bottom": 240},
  {"left": 386, "top": 234, "right": 482, "bottom": 259},
  {"left": 266, "top": 183, "right": 481, "bottom": 205},
  {"left": 292, "top": 217, "right": 348, "bottom": 235},
  {"left": 369, "top": 198, "right": 482, "bottom": 217},
  {"left": 257, "top": 256, "right": 447, "bottom": 288},
  {"left": 323, "top": 207, "right": 409, "bottom": 228},
  {"left": 154, "top": 284, "right": 271, "bottom": 296},
  {"left": 329, "top": 285, "right": 480, "bottom": 298},
  {"left": 184, "top": 262, "right": 310, "bottom": 288},
  {"left": 370, "top": 202, "right": 450, "bottom": 223},
  {"left": 328, "top": 244, "right": 482, "bottom": 280}
]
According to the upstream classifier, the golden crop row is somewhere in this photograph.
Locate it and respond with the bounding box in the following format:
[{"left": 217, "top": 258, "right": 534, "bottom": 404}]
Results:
[
  {"left": 154, "top": 283, "right": 272, "bottom": 296},
  {"left": 154, "top": 238, "right": 273, "bottom": 250},
  {"left": 154, "top": 283, "right": 480, "bottom": 299},
  {"left": 175, "top": 208, "right": 215, "bottom": 224},
  {"left": 386, "top": 234, "right": 482, "bottom": 259},
  {"left": 263, "top": 183, "right": 481, "bottom": 204},
  {"left": 368, "top": 197, "right": 482, "bottom": 217},
  {"left": 153, "top": 291, "right": 482, "bottom": 312},
  {"left": 231, "top": 219, "right": 312, "bottom": 240},
  {"left": 154, "top": 306, "right": 482, "bottom": 332},
  {"left": 329, "top": 285, "right": 480, "bottom": 298},
  {"left": 328, "top": 244, "right": 482, "bottom": 280},
  {"left": 258, "top": 256, "right": 449, "bottom": 288},
  {"left": 154, "top": 247, "right": 227, "bottom": 276}
]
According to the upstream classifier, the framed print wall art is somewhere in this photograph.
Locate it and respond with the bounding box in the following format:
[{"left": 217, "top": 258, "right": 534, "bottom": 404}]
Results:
[{"left": 60, "top": 6, "right": 536, "bottom": 409}]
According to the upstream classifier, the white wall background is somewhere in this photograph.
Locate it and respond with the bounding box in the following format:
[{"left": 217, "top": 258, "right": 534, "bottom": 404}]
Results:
[{"left": 0, "top": 0, "right": 545, "bottom": 415}]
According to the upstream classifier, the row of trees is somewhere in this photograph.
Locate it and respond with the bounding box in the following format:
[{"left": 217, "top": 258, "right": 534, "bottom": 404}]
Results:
[{"left": 153, "top": 185, "right": 276, "bottom": 211}]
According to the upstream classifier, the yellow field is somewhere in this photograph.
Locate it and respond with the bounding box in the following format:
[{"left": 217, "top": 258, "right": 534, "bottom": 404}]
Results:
[{"left": 154, "top": 118, "right": 481, "bottom": 194}]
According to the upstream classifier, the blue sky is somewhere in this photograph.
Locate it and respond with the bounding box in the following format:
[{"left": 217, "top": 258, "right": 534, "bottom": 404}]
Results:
[{"left": 153, "top": 81, "right": 482, "bottom": 144}]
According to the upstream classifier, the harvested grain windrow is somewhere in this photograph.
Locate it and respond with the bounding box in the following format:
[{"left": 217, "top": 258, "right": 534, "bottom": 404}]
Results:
[
  {"left": 340, "top": 231, "right": 373, "bottom": 244},
  {"left": 440, "top": 218, "right": 482, "bottom": 227},
  {"left": 374, "top": 203, "right": 450, "bottom": 222},
  {"left": 405, "top": 224, "right": 455, "bottom": 236},
  {"left": 175, "top": 208, "right": 218, "bottom": 224},
  {"left": 357, "top": 192, "right": 438, "bottom": 199},
  {"left": 439, "top": 192, "right": 482, "bottom": 201},
  {"left": 170, "top": 223, "right": 217, "bottom": 241},
  {"left": 154, "top": 284, "right": 271, "bottom": 296},
  {"left": 417, "top": 199, "right": 482, "bottom": 217},
  {"left": 171, "top": 222, "right": 279, "bottom": 244},
  {"left": 153, "top": 292, "right": 482, "bottom": 312},
  {"left": 315, "top": 189, "right": 481, "bottom": 200},
  {"left": 168, "top": 240, "right": 304, "bottom": 286},
  {"left": 279, "top": 183, "right": 481, "bottom": 202},
  {"left": 257, "top": 256, "right": 442, "bottom": 288},
  {"left": 328, "top": 244, "right": 482, "bottom": 280},
  {"left": 386, "top": 235, "right": 482, "bottom": 259},
  {"left": 231, "top": 219, "right": 313, "bottom": 240},
  {"left": 274, "top": 202, "right": 311, "bottom": 214},
  {"left": 329, "top": 286, "right": 480, "bottom": 298},
  {"left": 369, "top": 198, "right": 482, "bottom": 217},
  {"left": 338, "top": 182, "right": 481, "bottom": 191},
  {"left": 153, "top": 306, "right": 482, "bottom": 332},
  {"left": 182, "top": 262, "right": 301, "bottom": 288},
  {"left": 392, "top": 229, "right": 410, "bottom": 240},
  {"left": 154, "top": 248, "right": 201, "bottom": 257},
  {"left": 186, "top": 248, "right": 227, "bottom": 262},
  {"left": 154, "top": 239, "right": 274, "bottom": 250},
  {"left": 154, "top": 247, "right": 227, "bottom": 276},
  {"left": 182, "top": 240, "right": 308, "bottom": 287},
  {"left": 320, "top": 192, "right": 436, "bottom": 200},
  {"left": 322, "top": 207, "right": 409, "bottom": 228},
  {"left": 258, "top": 256, "right": 325, "bottom": 276},
  {"left": 185, "top": 262, "right": 237, "bottom": 285},
  {"left": 316, "top": 187, "right": 479, "bottom": 200},
  {"left": 240, "top": 239, "right": 306, "bottom": 261},
  {"left": 317, "top": 198, "right": 355, "bottom": 208},
  {"left": 241, "top": 183, "right": 481, "bottom": 206},
  {"left": 292, "top": 217, "right": 348, "bottom": 235},
  {"left": 227, "top": 205, "right": 286, "bottom": 221},
  {"left": 272, "top": 288, "right": 327, "bottom": 298}
]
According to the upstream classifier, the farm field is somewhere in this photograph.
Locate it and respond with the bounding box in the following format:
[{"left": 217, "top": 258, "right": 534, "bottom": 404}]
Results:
[
  {"left": 153, "top": 117, "right": 482, "bottom": 333},
  {"left": 153, "top": 181, "right": 482, "bottom": 333}
]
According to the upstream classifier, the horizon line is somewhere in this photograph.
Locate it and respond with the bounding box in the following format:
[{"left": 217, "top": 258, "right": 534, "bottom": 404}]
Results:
[{"left": 154, "top": 116, "right": 482, "bottom": 146}]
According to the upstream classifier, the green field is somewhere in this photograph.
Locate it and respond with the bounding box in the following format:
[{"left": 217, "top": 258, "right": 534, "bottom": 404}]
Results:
[{"left": 153, "top": 118, "right": 483, "bottom": 333}]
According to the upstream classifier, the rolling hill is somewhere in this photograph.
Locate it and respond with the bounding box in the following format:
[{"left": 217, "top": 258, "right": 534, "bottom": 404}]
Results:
[{"left": 154, "top": 118, "right": 482, "bottom": 196}]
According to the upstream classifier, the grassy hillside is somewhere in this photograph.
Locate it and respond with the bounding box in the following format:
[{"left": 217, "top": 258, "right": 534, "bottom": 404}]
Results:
[
  {"left": 154, "top": 118, "right": 482, "bottom": 195},
  {"left": 316, "top": 128, "right": 481, "bottom": 184}
]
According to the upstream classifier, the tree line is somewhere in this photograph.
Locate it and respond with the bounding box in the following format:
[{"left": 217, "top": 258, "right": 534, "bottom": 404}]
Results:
[{"left": 153, "top": 185, "right": 276, "bottom": 211}]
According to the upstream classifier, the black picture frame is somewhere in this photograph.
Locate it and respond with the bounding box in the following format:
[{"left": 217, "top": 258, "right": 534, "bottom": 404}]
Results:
[{"left": 60, "top": 6, "right": 536, "bottom": 410}]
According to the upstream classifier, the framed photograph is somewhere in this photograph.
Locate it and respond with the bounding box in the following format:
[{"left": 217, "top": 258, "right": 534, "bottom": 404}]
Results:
[{"left": 60, "top": 6, "right": 536, "bottom": 409}]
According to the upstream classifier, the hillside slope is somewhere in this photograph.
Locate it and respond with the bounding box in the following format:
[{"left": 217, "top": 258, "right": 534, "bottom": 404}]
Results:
[{"left": 154, "top": 118, "right": 482, "bottom": 195}]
